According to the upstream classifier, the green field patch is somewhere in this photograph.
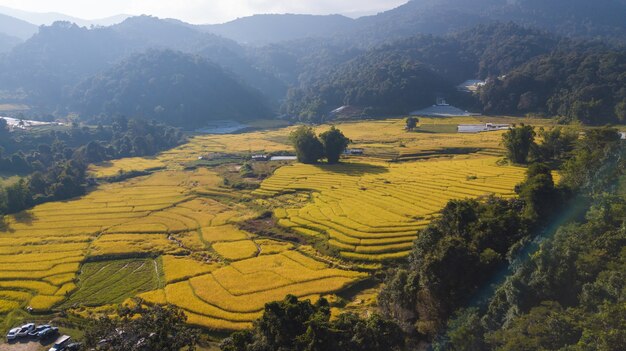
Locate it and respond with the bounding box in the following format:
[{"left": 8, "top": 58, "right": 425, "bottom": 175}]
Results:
[{"left": 61, "top": 258, "right": 163, "bottom": 308}]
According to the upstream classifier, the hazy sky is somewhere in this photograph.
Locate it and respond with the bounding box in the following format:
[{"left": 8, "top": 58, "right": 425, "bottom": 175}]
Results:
[{"left": 0, "top": 0, "right": 409, "bottom": 24}]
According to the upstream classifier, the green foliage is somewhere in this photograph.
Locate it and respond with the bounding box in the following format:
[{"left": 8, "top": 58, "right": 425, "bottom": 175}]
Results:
[
  {"left": 239, "top": 162, "right": 255, "bottom": 178},
  {"left": 220, "top": 295, "right": 404, "bottom": 351},
  {"left": 405, "top": 117, "right": 418, "bottom": 131},
  {"left": 319, "top": 126, "right": 350, "bottom": 164},
  {"left": 516, "top": 163, "right": 560, "bottom": 221},
  {"left": 561, "top": 127, "right": 623, "bottom": 194},
  {"left": 290, "top": 126, "right": 324, "bottom": 164},
  {"left": 486, "top": 302, "right": 581, "bottom": 351},
  {"left": 480, "top": 50, "right": 626, "bottom": 125},
  {"left": 84, "top": 300, "right": 198, "bottom": 351},
  {"left": 531, "top": 127, "right": 578, "bottom": 166},
  {"left": 433, "top": 308, "right": 487, "bottom": 351},
  {"left": 502, "top": 125, "right": 536, "bottom": 164}
]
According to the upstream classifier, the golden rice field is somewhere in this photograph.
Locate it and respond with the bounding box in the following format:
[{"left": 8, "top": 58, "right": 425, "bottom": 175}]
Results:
[
  {"left": 89, "top": 157, "right": 166, "bottom": 178},
  {"left": 255, "top": 156, "right": 526, "bottom": 261},
  {"left": 0, "top": 117, "right": 541, "bottom": 331}
]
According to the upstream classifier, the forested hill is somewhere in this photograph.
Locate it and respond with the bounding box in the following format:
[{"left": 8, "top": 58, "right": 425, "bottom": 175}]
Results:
[
  {"left": 282, "top": 22, "right": 626, "bottom": 124},
  {"left": 0, "top": 0, "right": 625, "bottom": 126},
  {"left": 0, "top": 17, "right": 285, "bottom": 118},
  {"left": 349, "top": 0, "right": 626, "bottom": 45},
  {"left": 73, "top": 50, "right": 272, "bottom": 128}
]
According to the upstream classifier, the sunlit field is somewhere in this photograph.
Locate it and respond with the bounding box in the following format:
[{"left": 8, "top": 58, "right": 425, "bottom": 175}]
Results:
[{"left": 0, "top": 117, "right": 539, "bottom": 330}]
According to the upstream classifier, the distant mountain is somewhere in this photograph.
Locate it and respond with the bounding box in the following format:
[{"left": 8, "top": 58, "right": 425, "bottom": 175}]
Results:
[
  {"left": 0, "top": 6, "right": 129, "bottom": 27},
  {"left": 0, "top": 16, "right": 286, "bottom": 112},
  {"left": 73, "top": 50, "right": 272, "bottom": 127},
  {"left": 201, "top": 14, "right": 355, "bottom": 45},
  {"left": 0, "top": 13, "right": 37, "bottom": 40},
  {"left": 281, "top": 23, "right": 571, "bottom": 121},
  {"left": 0, "top": 32, "right": 22, "bottom": 53},
  {"left": 350, "top": 0, "right": 626, "bottom": 45}
]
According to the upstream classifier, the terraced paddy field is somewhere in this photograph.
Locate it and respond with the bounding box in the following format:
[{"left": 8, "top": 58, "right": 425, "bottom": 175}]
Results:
[
  {"left": 255, "top": 157, "right": 526, "bottom": 261},
  {"left": 0, "top": 166, "right": 366, "bottom": 330},
  {"left": 1, "top": 117, "right": 541, "bottom": 332}
]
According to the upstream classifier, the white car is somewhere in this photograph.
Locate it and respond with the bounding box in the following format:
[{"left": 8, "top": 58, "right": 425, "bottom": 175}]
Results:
[
  {"left": 6, "top": 328, "right": 20, "bottom": 341},
  {"left": 16, "top": 323, "right": 35, "bottom": 338}
]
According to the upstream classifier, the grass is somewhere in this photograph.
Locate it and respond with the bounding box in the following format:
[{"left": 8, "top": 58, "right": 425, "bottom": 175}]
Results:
[{"left": 61, "top": 259, "right": 162, "bottom": 307}]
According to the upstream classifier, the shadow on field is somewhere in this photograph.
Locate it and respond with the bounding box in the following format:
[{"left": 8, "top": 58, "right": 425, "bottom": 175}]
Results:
[
  {"left": 314, "top": 162, "right": 388, "bottom": 176},
  {"left": 12, "top": 211, "right": 35, "bottom": 225}
]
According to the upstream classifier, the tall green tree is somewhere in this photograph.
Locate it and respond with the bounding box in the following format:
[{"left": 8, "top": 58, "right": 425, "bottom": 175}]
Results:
[
  {"left": 319, "top": 126, "right": 351, "bottom": 164},
  {"left": 290, "top": 126, "right": 324, "bottom": 164},
  {"left": 503, "top": 125, "right": 536, "bottom": 164},
  {"left": 84, "top": 300, "right": 198, "bottom": 351},
  {"left": 406, "top": 117, "right": 419, "bottom": 131},
  {"left": 221, "top": 295, "right": 404, "bottom": 351}
]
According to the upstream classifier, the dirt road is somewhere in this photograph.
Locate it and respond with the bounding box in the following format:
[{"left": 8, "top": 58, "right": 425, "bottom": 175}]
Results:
[{"left": 0, "top": 341, "right": 49, "bottom": 351}]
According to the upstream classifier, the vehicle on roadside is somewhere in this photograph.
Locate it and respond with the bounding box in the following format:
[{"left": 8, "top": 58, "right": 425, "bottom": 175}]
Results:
[
  {"left": 48, "top": 335, "right": 71, "bottom": 351},
  {"left": 29, "top": 324, "right": 51, "bottom": 337},
  {"left": 38, "top": 327, "right": 59, "bottom": 339},
  {"left": 6, "top": 327, "right": 20, "bottom": 341},
  {"left": 63, "top": 342, "right": 82, "bottom": 351},
  {"left": 16, "top": 323, "right": 35, "bottom": 338}
]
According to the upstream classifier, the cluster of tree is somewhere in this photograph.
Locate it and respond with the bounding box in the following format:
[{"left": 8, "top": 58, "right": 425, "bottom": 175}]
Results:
[
  {"left": 289, "top": 126, "right": 350, "bottom": 164},
  {"left": 83, "top": 300, "right": 198, "bottom": 351},
  {"left": 0, "top": 117, "right": 185, "bottom": 216},
  {"left": 1, "top": 117, "right": 183, "bottom": 173},
  {"left": 73, "top": 50, "right": 272, "bottom": 128},
  {"left": 434, "top": 130, "right": 625, "bottom": 350},
  {"left": 220, "top": 295, "right": 404, "bottom": 351},
  {"left": 480, "top": 49, "right": 626, "bottom": 124},
  {"left": 377, "top": 127, "right": 624, "bottom": 347}
]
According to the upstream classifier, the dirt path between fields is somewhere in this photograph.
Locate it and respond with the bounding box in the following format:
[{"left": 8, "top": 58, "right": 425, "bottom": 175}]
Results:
[{"left": 0, "top": 341, "right": 48, "bottom": 351}]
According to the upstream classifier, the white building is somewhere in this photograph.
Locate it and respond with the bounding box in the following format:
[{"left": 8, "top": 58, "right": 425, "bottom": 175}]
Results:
[{"left": 458, "top": 123, "right": 511, "bottom": 133}]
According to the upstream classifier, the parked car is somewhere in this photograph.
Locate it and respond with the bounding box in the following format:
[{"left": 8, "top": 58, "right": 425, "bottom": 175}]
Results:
[
  {"left": 6, "top": 327, "right": 20, "bottom": 341},
  {"left": 16, "top": 323, "right": 35, "bottom": 338},
  {"left": 38, "top": 327, "right": 59, "bottom": 339},
  {"left": 29, "top": 324, "right": 51, "bottom": 337},
  {"left": 48, "top": 335, "right": 71, "bottom": 351},
  {"left": 63, "top": 342, "right": 82, "bottom": 351}
]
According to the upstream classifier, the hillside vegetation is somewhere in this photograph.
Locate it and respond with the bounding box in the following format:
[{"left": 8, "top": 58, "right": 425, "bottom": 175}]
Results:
[{"left": 73, "top": 50, "right": 272, "bottom": 128}]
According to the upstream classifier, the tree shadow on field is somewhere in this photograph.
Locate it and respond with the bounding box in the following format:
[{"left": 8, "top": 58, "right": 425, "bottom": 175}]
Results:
[
  {"left": 314, "top": 162, "right": 389, "bottom": 176},
  {"left": 12, "top": 211, "right": 35, "bottom": 226}
]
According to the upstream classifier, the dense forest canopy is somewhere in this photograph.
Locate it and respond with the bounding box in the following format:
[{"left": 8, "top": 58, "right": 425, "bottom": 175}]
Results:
[{"left": 73, "top": 50, "right": 272, "bottom": 128}]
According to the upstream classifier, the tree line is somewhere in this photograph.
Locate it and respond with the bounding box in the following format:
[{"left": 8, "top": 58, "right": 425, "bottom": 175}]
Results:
[{"left": 0, "top": 117, "right": 185, "bottom": 217}]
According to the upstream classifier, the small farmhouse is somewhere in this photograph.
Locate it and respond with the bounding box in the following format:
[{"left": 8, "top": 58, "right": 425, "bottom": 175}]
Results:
[{"left": 458, "top": 123, "right": 511, "bottom": 133}]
